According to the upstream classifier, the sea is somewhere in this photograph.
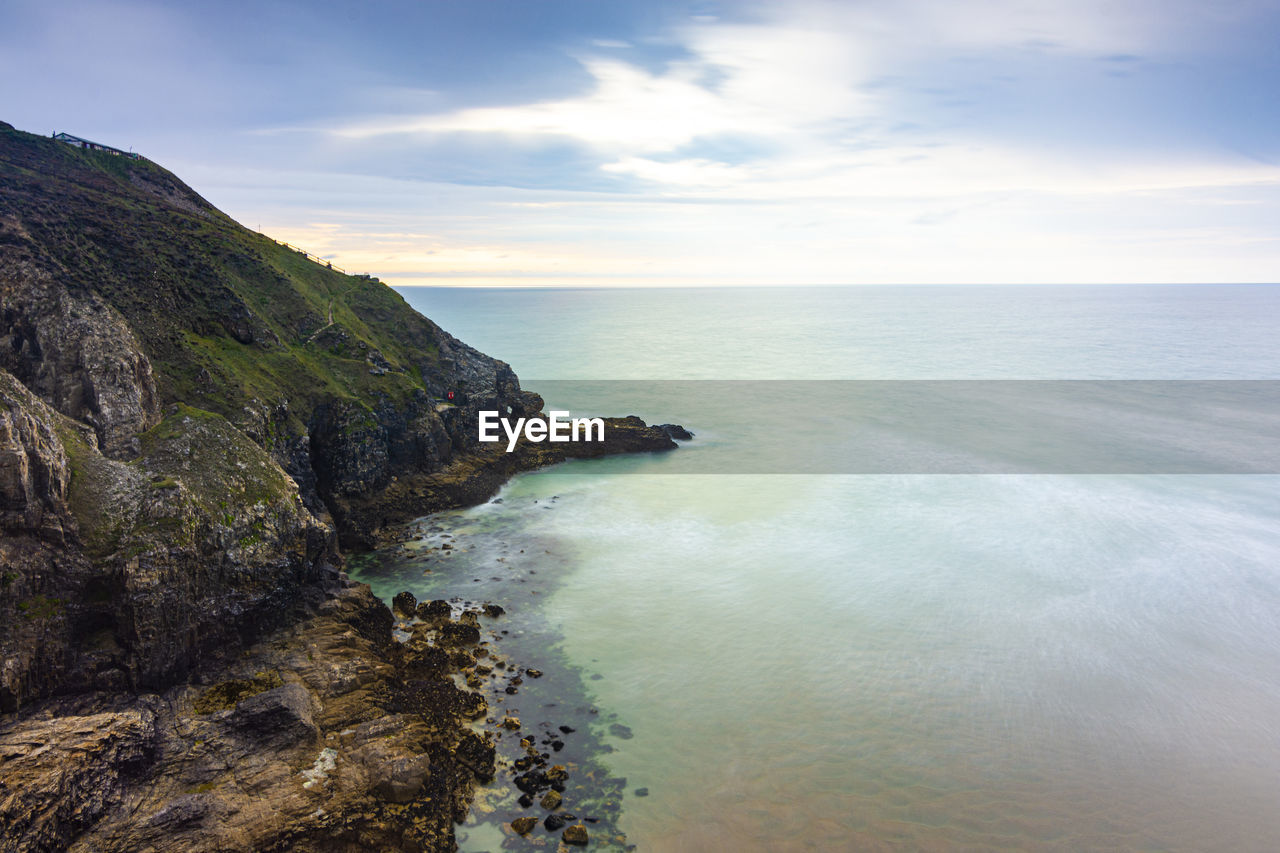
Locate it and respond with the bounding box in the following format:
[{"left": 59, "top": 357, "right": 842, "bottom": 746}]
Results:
[{"left": 350, "top": 284, "right": 1280, "bottom": 852}]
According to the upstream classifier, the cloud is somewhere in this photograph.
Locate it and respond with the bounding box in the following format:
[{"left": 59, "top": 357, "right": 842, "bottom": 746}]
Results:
[{"left": 25, "top": 0, "right": 1265, "bottom": 287}]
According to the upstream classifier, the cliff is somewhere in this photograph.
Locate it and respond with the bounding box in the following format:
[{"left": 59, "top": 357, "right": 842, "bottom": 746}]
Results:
[{"left": 0, "top": 123, "right": 680, "bottom": 851}]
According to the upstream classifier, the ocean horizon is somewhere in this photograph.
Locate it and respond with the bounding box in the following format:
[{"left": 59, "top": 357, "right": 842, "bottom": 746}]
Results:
[{"left": 346, "top": 283, "right": 1280, "bottom": 851}]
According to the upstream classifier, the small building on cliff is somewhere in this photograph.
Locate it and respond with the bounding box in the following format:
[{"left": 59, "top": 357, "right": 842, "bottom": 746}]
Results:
[{"left": 52, "top": 131, "right": 140, "bottom": 159}]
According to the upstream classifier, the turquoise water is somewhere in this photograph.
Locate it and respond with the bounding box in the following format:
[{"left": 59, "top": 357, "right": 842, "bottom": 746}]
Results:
[{"left": 359, "top": 285, "right": 1280, "bottom": 851}]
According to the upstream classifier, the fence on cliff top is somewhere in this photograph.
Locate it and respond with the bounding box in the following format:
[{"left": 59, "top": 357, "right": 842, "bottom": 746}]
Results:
[{"left": 263, "top": 235, "right": 349, "bottom": 275}]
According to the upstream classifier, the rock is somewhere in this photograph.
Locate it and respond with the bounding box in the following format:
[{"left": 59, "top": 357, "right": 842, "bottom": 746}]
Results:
[
  {"left": 545, "top": 765, "right": 569, "bottom": 783},
  {"left": 439, "top": 622, "right": 481, "bottom": 646},
  {"left": 416, "top": 599, "right": 453, "bottom": 621},
  {"left": 634, "top": 787, "right": 649, "bottom": 797},
  {"left": 544, "top": 813, "right": 567, "bottom": 832},
  {"left": 392, "top": 590, "right": 417, "bottom": 617},
  {"left": 501, "top": 716, "right": 521, "bottom": 730},
  {"left": 511, "top": 816, "right": 537, "bottom": 835},
  {"left": 0, "top": 583, "right": 490, "bottom": 851},
  {"left": 0, "top": 126, "right": 699, "bottom": 853},
  {"left": 526, "top": 668, "right": 543, "bottom": 678},
  {"left": 228, "top": 683, "right": 319, "bottom": 746},
  {"left": 654, "top": 423, "right": 694, "bottom": 441},
  {"left": 0, "top": 708, "right": 158, "bottom": 850},
  {"left": 540, "top": 790, "right": 562, "bottom": 810},
  {"left": 609, "top": 723, "right": 634, "bottom": 739},
  {"left": 563, "top": 824, "right": 590, "bottom": 845},
  {"left": 482, "top": 604, "right": 505, "bottom": 618},
  {"left": 370, "top": 754, "right": 431, "bottom": 803},
  {"left": 0, "top": 265, "right": 159, "bottom": 460}
]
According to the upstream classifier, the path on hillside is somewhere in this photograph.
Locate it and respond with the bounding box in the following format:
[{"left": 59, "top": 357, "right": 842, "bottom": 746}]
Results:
[{"left": 305, "top": 283, "right": 359, "bottom": 344}]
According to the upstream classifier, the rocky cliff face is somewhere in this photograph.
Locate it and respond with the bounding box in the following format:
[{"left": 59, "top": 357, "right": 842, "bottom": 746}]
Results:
[
  {"left": 0, "top": 262, "right": 159, "bottom": 460},
  {"left": 0, "top": 123, "right": 543, "bottom": 545},
  {"left": 0, "top": 368, "right": 334, "bottom": 713},
  {"left": 0, "top": 123, "right": 682, "bottom": 851}
]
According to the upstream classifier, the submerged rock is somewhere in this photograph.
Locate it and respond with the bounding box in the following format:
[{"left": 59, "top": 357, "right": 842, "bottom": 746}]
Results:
[{"left": 563, "top": 823, "right": 590, "bottom": 845}]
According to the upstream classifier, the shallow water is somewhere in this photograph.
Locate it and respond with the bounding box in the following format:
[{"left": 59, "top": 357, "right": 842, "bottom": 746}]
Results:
[{"left": 352, "top": 285, "right": 1280, "bottom": 851}]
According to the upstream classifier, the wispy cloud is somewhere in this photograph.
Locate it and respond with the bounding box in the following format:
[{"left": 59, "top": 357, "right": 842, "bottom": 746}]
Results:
[{"left": 8, "top": 0, "right": 1277, "bottom": 285}]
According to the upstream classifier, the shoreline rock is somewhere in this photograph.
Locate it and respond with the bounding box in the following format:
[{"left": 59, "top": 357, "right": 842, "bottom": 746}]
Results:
[
  {"left": 0, "top": 579, "right": 496, "bottom": 852},
  {"left": 0, "top": 122, "right": 687, "bottom": 852}
]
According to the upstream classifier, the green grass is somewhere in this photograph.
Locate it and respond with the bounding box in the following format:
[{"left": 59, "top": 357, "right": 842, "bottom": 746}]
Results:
[
  {"left": 16, "top": 595, "right": 63, "bottom": 621},
  {"left": 1, "top": 124, "right": 452, "bottom": 443}
]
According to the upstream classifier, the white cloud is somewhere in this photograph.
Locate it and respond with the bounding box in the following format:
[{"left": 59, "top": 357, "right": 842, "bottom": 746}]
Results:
[{"left": 274, "top": 1, "right": 1280, "bottom": 285}]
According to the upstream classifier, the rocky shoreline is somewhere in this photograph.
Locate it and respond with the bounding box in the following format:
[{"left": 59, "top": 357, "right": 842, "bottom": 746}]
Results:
[{"left": 0, "top": 122, "right": 684, "bottom": 851}]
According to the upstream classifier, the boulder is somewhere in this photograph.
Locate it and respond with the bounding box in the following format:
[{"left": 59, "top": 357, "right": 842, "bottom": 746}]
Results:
[
  {"left": 654, "top": 423, "right": 694, "bottom": 441},
  {"left": 392, "top": 590, "right": 417, "bottom": 618},
  {"left": 370, "top": 754, "right": 431, "bottom": 803}
]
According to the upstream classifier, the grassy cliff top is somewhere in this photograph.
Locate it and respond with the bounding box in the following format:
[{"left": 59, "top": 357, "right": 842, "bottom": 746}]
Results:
[{"left": 0, "top": 124, "right": 483, "bottom": 433}]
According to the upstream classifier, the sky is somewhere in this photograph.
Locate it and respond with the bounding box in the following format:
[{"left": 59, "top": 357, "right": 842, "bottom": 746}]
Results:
[{"left": 2, "top": 0, "right": 1279, "bottom": 285}]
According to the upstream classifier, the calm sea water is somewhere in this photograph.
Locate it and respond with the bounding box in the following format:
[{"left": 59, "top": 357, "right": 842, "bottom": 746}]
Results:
[{"left": 356, "top": 285, "right": 1280, "bottom": 851}]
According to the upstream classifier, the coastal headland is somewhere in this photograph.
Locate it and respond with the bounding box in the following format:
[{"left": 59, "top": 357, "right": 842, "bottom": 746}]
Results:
[{"left": 0, "top": 122, "right": 683, "bottom": 851}]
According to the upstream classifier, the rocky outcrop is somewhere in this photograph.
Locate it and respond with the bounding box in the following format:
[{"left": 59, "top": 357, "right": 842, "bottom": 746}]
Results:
[
  {"left": 0, "top": 370, "right": 93, "bottom": 713},
  {"left": 0, "top": 582, "right": 495, "bottom": 853},
  {"left": 0, "top": 262, "right": 159, "bottom": 460},
  {"left": 325, "top": 411, "right": 678, "bottom": 548},
  {"left": 0, "top": 122, "right": 688, "bottom": 851},
  {"left": 0, "top": 368, "right": 335, "bottom": 713}
]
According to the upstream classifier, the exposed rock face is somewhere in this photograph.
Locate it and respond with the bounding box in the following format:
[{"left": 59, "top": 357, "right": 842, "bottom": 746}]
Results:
[
  {"left": 0, "top": 582, "right": 494, "bottom": 853},
  {"left": 0, "top": 368, "right": 74, "bottom": 541},
  {"left": 342, "top": 414, "right": 679, "bottom": 548},
  {"left": 0, "top": 262, "right": 159, "bottom": 460},
  {"left": 0, "top": 370, "right": 96, "bottom": 713},
  {"left": 0, "top": 122, "right": 687, "bottom": 851},
  {"left": 0, "top": 368, "right": 335, "bottom": 713}
]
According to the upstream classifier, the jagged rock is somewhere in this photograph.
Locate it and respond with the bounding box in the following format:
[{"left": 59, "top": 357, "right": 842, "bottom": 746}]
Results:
[
  {"left": 0, "top": 708, "right": 158, "bottom": 851},
  {"left": 510, "top": 816, "right": 537, "bottom": 835},
  {"left": 563, "top": 824, "right": 590, "bottom": 845},
  {"left": 482, "top": 603, "right": 505, "bottom": 617},
  {"left": 541, "top": 790, "right": 562, "bottom": 810},
  {"left": 392, "top": 589, "right": 417, "bottom": 617},
  {"left": 370, "top": 754, "right": 431, "bottom": 803},
  {"left": 416, "top": 599, "right": 452, "bottom": 621},
  {"left": 0, "top": 123, "right": 690, "bottom": 852},
  {"left": 655, "top": 423, "right": 694, "bottom": 441},
  {"left": 0, "top": 583, "right": 489, "bottom": 852},
  {"left": 439, "top": 622, "right": 481, "bottom": 646},
  {"left": 228, "top": 683, "right": 319, "bottom": 747},
  {"left": 0, "top": 264, "right": 160, "bottom": 460}
]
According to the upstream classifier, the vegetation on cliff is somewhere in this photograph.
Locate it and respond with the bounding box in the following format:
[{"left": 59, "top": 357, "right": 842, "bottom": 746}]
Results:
[{"left": 0, "top": 122, "right": 680, "bottom": 851}]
